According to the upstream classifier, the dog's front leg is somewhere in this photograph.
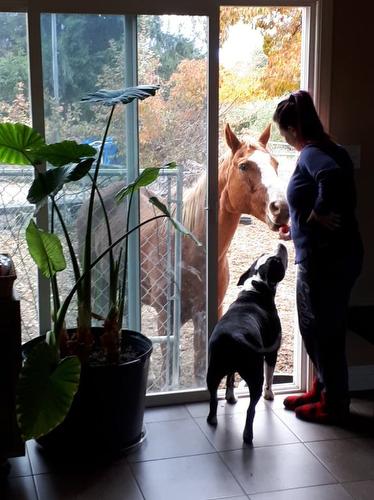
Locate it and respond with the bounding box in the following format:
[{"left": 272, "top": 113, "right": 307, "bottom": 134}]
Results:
[
  {"left": 243, "top": 378, "right": 262, "bottom": 444},
  {"left": 263, "top": 351, "right": 277, "bottom": 400}
]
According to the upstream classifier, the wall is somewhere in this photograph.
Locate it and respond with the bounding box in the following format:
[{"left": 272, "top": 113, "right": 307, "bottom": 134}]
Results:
[{"left": 330, "top": 0, "right": 374, "bottom": 306}]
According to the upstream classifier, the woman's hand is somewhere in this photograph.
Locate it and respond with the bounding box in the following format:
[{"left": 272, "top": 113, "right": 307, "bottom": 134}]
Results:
[
  {"left": 278, "top": 224, "right": 291, "bottom": 241},
  {"left": 307, "top": 210, "right": 341, "bottom": 230}
]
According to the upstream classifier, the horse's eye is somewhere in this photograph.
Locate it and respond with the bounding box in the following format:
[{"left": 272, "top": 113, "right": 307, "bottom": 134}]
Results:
[{"left": 239, "top": 162, "right": 248, "bottom": 171}]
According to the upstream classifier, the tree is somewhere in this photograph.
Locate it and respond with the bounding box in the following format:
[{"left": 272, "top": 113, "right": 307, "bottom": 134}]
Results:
[
  {"left": 220, "top": 7, "right": 302, "bottom": 99},
  {"left": 0, "top": 13, "right": 28, "bottom": 103}
]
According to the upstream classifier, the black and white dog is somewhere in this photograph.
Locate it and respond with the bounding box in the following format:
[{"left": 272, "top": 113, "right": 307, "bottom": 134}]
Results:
[{"left": 206, "top": 243, "right": 288, "bottom": 444}]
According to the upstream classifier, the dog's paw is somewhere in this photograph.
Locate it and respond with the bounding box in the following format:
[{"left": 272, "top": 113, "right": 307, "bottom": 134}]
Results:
[
  {"left": 263, "top": 387, "right": 274, "bottom": 401},
  {"left": 207, "top": 414, "right": 218, "bottom": 426},
  {"left": 225, "top": 388, "right": 237, "bottom": 405},
  {"left": 243, "top": 428, "right": 253, "bottom": 445}
]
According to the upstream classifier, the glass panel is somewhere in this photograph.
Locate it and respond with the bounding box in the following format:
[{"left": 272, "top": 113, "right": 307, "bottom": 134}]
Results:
[
  {"left": 41, "top": 13, "right": 128, "bottom": 328},
  {"left": 219, "top": 7, "right": 302, "bottom": 386},
  {"left": 0, "top": 12, "right": 36, "bottom": 343},
  {"left": 138, "top": 15, "right": 209, "bottom": 392}
]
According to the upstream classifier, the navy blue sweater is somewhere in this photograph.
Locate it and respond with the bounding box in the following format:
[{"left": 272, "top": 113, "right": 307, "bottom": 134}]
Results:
[{"left": 287, "top": 142, "right": 362, "bottom": 263}]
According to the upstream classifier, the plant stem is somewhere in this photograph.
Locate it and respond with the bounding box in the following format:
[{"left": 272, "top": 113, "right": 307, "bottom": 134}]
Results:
[
  {"left": 81, "top": 105, "right": 116, "bottom": 332},
  {"left": 54, "top": 214, "right": 168, "bottom": 340}
]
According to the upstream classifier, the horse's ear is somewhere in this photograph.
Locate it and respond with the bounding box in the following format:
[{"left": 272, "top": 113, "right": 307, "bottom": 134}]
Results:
[
  {"left": 258, "top": 124, "right": 271, "bottom": 147},
  {"left": 225, "top": 123, "right": 241, "bottom": 153}
]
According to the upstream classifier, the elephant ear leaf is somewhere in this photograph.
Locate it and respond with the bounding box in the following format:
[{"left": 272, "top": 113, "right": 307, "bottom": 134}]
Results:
[
  {"left": 16, "top": 340, "right": 81, "bottom": 440},
  {"left": 27, "top": 158, "right": 95, "bottom": 205},
  {"left": 0, "top": 122, "right": 45, "bottom": 165},
  {"left": 81, "top": 84, "right": 159, "bottom": 106},
  {"left": 26, "top": 219, "right": 66, "bottom": 278},
  {"left": 35, "top": 141, "right": 97, "bottom": 167}
]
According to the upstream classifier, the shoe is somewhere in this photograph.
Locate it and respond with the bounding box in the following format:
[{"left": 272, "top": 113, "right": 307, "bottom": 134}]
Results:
[
  {"left": 283, "top": 377, "right": 323, "bottom": 411},
  {"left": 295, "top": 392, "right": 350, "bottom": 424}
]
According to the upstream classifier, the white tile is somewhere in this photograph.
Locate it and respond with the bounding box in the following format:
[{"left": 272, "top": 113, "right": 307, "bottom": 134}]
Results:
[
  {"left": 1, "top": 476, "right": 38, "bottom": 500},
  {"left": 127, "top": 418, "right": 215, "bottom": 462},
  {"left": 186, "top": 396, "right": 269, "bottom": 419},
  {"left": 34, "top": 463, "right": 143, "bottom": 500},
  {"left": 306, "top": 438, "right": 374, "bottom": 482},
  {"left": 342, "top": 480, "right": 374, "bottom": 500},
  {"left": 131, "top": 453, "right": 245, "bottom": 500},
  {"left": 195, "top": 410, "right": 299, "bottom": 451},
  {"left": 7, "top": 453, "right": 32, "bottom": 478},
  {"left": 220, "top": 443, "right": 336, "bottom": 494},
  {"left": 274, "top": 408, "right": 362, "bottom": 442},
  {"left": 249, "top": 483, "right": 353, "bottom": 499},
  {"left": 144, "top": 404, "right": 191, "bottom": 422}
]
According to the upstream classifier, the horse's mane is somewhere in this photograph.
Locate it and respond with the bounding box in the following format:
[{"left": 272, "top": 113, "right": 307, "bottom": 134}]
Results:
[{"left": 182, "top": 172, "right": 207, "bottom": 233}]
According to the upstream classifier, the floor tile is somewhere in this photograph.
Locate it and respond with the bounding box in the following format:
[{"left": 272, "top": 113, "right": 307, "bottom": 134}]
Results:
[
  {"left": 34, "top": 462, "right": 143, "bottom": 500},
  {"left": 210, "top": 496, "right": 249, "bottom": 500},
  {"left": 220, "top": 443, "right": 335, "bottom": 494},
  {"left": 350, "top": 399, "right": 374, "bottom": 419},
  {"left": 249, "top": 483, "right": 353, "bottom": 499},
  {"left": 27, "top": 439, "right": 129, "bottom": 476},
  {"left": 7, "top": 453, "right": 32, "bottom": 477},
  {"left": 195, "top": 409, "right": 299, "bottom": 451},
  {"left": 127, "top": 418, "right": 215, "bottom": 462},
  {"left": 131, "top": 453, "right": 245, "bottom": 500},
  {"left": 342, "top": 479, "right": 374, "bottom": 500},
  {"left": 144, "top": 404, "right": 191, "bottom": 422},
  {"left": 274, "top": 408, "right": 362, "bottom": 442},
  {"left": 0, "top": 476, "right": 38, "bottom": 500},
  {"left": 306, "top": 438, "right": 374, "bottom": 482},
  {"left": 186, "top": 396, "right": 269, "bottom": 419}
]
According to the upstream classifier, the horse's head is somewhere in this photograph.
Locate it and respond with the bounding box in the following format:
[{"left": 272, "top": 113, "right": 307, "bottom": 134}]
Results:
[{"left": 221, "top": 123, "right": 289, "bottom": 230}]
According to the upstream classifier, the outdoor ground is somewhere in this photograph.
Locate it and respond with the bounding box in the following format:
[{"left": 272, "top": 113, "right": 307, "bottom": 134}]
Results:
[{"left": 146, "top": 215, "right": 297, "bottom": 392}]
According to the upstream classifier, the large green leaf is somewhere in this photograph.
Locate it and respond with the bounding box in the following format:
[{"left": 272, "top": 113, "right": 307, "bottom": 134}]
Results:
[
  {"left": 16, "top": 341, "right": 81, "bottom": 440},
  {"left": 81, "top": 84, "right": 159, "bottom": 106},
  {"left": 148, "top": 196, "right": 202, "bottom": 246},
  {"left": 26, "top": 219, "right": 66, "bottom": 278},
  {"left": 0, "top": 122, "right": 45, "bottom": 165},
  {"left": 27, "top": 158, "right": 95, "bottom": 204},
  {"left": 115, "top": 162, "right": 176, "bottom": 201},
  {"left": 35, "top": 141, "right": 97, "bottom": 167}
]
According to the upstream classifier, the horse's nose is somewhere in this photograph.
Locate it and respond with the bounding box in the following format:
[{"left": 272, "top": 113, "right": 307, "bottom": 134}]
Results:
[
  {"left": 269, "top": 200, "right": 281, "bottom": 216},
  {"left": 269, "top": 199, "right": 290, "bottom": 221}
]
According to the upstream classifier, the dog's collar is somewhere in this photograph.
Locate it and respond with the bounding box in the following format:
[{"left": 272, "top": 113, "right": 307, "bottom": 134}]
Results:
[
  {"left": 242, "top": 277, "right": 275, "bottom": 294},
  {"left": 252, "top": 279, "right": 275, "bottom": 294}
]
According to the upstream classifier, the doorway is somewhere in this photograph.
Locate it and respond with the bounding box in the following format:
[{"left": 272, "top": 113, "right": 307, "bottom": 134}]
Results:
[{"left": 219, "top": 5, "right": 308, "bottom": 394}]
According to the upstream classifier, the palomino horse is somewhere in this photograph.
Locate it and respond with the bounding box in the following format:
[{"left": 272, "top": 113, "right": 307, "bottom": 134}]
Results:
[{"left": 78, "top": 124, "right": 289, "bottom": 388}]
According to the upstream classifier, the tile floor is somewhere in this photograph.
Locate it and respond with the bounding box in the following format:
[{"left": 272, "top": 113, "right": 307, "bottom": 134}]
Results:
[{"left": 2, "top": 391, "right": 374, "bottom": 500}]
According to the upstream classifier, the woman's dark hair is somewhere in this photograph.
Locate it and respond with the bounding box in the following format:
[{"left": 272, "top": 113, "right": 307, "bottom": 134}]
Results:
[{"left": 273, "top": 90, "right": 328, "bottom": 142}]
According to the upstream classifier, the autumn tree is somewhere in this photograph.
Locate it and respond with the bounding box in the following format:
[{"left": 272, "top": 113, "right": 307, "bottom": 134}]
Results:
[{"left": 220, "top": 7, "right": 302, "bottom": 99}]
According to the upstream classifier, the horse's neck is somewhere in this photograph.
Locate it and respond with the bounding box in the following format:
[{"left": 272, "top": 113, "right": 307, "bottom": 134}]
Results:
[
  {"left": 182, "top": 166, "right": 241, "bottom": 259},
  {"left": 218, "top": 163, "right": 241, "bottom": 262}
]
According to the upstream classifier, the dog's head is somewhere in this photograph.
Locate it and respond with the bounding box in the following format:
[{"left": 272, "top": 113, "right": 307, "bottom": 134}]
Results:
[{"left": 237, "top": 243, "right": 288, "bottom": 291}]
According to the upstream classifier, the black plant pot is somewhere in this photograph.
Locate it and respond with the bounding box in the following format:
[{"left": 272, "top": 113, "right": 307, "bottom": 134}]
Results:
[{"left": 23, "top": 329, "right": 152, "bottom": 457}]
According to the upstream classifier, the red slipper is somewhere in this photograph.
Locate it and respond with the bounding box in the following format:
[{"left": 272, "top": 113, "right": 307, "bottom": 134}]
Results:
[
  {"left": 295, "top": 392, "right": 350, "bottom": 424},
  {"left": 283, "top": 377, "right": 324, "bottom": 411}
]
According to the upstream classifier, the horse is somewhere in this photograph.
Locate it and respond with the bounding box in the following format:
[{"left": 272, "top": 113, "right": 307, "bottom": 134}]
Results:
[{"left": 77, "top": 123, "right": 289, "bottom": 389}]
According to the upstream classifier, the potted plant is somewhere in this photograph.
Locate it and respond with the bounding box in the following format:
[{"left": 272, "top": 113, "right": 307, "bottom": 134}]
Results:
[{"left": 0, "top": 85, "right": 198, "bottom": 456}]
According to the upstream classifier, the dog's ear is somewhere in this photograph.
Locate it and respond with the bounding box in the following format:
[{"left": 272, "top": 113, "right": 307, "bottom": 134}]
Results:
[{"left": 237, "top": 260, "right": 258, "bottom": 286}]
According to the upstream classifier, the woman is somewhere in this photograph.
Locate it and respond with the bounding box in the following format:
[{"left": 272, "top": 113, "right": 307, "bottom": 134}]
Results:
[{"left": 273, "top": 90, "right": 364, "bottom": 424}]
